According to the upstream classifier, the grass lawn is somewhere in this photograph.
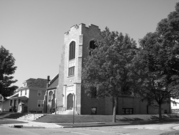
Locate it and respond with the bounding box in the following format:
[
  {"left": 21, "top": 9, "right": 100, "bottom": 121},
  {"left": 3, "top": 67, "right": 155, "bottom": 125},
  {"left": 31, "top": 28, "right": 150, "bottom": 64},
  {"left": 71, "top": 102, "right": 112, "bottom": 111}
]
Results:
[
  {"left": 36, "top": 115, "right": 118, "bottom": 123},
  {"left": 0, "top": 112, "right": 26, "bottom": 119},
  {"left": 0, "top": 119, "right": 27, "bottom": 124},
  {"left": 160, "top": 131, "right": 179, "bottom": 135},
  {"left": 0, "top": 112, "right": 27, "bottom": 124},
  {"left": 35, "top": 114, "right": 179, "bottom": 124},
  {"left": 0, "top": 112, "right": 8, "bottom": 116}
]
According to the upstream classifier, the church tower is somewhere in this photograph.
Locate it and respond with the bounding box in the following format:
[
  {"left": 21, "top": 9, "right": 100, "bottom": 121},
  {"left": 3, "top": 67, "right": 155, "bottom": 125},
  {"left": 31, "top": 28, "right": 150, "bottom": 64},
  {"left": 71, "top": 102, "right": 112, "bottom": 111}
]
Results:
[{"left": 57, "top": 24, "right": 102, "bottom": 114}]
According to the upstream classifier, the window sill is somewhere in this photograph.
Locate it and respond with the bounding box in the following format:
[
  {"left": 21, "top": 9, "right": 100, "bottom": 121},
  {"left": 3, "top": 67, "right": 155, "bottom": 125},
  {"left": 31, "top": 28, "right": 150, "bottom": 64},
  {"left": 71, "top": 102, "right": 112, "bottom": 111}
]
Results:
[{"left": 68, "top": 75, "right": 74, "bottom": 78}]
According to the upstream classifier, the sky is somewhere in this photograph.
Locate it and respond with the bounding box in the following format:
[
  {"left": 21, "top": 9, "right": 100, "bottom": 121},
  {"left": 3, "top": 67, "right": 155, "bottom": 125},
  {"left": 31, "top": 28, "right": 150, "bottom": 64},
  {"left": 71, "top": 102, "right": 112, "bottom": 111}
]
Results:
[{"left": 0, "top": 0, "right": 178, "bottom": 87}]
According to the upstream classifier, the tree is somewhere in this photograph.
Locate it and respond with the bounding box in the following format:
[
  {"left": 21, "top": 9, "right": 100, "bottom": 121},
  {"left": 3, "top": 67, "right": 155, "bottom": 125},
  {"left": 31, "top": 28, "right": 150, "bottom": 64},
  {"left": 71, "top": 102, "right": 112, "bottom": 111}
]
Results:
[
  {"left": 0, "top": 45, "right": 18, "bottom": 97},
  {"left": 132, "top": 2, "right": 179, "bottom": 120},
  {"left": 82, "top": 28, "right": 137, "bottom": 122}
]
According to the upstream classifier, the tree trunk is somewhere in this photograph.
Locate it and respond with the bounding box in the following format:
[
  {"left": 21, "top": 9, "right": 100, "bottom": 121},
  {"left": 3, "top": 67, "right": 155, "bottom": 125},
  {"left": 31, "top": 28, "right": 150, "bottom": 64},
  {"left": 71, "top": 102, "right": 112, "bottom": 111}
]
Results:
[
  {"left": 0, "top": 70, "right": 3, "bottom": 94},
  {"left": 112, "top": 96, "right": 117, "bottom": 123},
  {"left": 158, "top": 103, "right": 162, "bottom": 121},
  {"left": 147, "top": 104, "right": 149, "bottom": 114}
]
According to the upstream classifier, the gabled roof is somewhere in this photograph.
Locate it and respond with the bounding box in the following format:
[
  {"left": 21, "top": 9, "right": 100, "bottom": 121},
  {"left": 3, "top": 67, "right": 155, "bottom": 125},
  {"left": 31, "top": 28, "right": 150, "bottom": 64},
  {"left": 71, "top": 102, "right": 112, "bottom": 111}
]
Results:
[
  {"left": 6, "top": 93, "right": 18, "bottom": 99},
  {"left": 47, "top": 74, "right": 59, "bottom": 90},
  {"left": 26, "top": 78, "right": 47, "bottom": 88}
]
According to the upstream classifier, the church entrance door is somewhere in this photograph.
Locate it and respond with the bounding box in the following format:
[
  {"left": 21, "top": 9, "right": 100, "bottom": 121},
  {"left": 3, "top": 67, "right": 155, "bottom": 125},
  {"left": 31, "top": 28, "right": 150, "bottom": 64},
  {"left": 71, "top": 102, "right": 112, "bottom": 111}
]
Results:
[{"left": 67, "top": 94, "right": 73, "bottom": 110}]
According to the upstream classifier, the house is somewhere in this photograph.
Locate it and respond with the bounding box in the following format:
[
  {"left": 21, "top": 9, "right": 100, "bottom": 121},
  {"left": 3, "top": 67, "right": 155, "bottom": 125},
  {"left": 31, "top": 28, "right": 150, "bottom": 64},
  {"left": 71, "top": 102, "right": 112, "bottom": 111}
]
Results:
[
  {"left": 43, "top": 74, "right": 59, "bottom": 113},
  {"left": 0, "top": 94, "right": 12, "bottom": 112},
  {"left": 55, "top": 23, "right": 171, "bottom": 115},
  {"left": 6, "top": 78, "right": 47, "bottom": 113},
  {"left": 171, "top": 98, "right": 179, "bottom": 113},
  {"left": 0, "top": 100, "right": 10, "bottom": 112}
]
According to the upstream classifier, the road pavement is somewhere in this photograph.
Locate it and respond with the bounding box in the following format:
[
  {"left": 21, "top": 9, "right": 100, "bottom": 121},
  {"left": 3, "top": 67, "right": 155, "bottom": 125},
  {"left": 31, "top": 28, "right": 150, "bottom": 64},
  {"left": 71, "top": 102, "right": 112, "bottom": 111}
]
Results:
[
  {"left": 1, "top": 119, "right": 179, "bottom": 135},
  {"left": 0, "top": 124, "right": 173, "bottom": 135}
]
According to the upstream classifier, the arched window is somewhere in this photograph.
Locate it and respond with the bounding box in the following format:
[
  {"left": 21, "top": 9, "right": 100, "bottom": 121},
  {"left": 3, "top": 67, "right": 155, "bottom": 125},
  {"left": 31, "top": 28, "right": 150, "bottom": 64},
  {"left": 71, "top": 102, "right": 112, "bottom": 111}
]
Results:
[
  {"left": 69, "top": 41, "right": 76, "bottom": 60},
  {"left": 89, "top": 40, "right": 97, "bottom": 55},
  {"left": 90, "top": 40, "right": 96, "bottom": 49},
  {"left": 48, "top": 91, "right": 53, "bottom": 102}
]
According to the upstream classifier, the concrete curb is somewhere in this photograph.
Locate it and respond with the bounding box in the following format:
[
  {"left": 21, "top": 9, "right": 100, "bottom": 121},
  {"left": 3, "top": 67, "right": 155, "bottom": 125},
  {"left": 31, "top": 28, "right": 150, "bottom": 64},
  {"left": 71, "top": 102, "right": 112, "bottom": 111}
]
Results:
[
  {"left": 60, "top": 123, "right": 130, "bottom": 128},
  {"left": 11, "top": 125, "right": 46, "bottom": 128},
  {"left": 7, "top": 122, "right": 130, "bottom": 129}
]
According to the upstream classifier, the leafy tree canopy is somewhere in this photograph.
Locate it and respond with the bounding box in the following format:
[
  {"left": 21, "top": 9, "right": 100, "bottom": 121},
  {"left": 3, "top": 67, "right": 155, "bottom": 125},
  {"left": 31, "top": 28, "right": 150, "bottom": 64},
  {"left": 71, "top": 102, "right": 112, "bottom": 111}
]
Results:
[
  {"left": 0, "top": 45, "right": 18, "bottom": 97},
  {"left": 132, "top": 2, "right": 179, "bottom": 120},
  {"left": 82, "top": 28, "right": 137, "bottom": 122}
]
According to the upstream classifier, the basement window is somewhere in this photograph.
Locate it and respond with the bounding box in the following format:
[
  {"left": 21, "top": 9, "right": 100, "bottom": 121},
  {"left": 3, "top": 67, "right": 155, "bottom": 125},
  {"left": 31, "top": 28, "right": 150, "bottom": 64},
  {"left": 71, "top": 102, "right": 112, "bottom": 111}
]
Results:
[
  {"left": 91, "top": 107, "right": 97, "bottom": 114},
  {"left": 122, "top": 108, "right": 133, "bottom": 114}
]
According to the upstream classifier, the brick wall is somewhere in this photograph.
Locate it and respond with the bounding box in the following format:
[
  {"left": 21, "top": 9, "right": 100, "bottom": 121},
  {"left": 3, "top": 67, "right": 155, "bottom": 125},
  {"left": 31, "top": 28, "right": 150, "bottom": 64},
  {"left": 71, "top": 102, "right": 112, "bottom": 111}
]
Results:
[{"left": 28, "top": 88, "right": 45, "bottom": 112}]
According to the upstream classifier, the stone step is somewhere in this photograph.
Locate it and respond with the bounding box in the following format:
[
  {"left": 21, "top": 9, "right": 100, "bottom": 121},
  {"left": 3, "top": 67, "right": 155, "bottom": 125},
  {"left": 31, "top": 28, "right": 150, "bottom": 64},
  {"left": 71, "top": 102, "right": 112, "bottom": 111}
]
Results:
[
  {"left": 18, "top": 114, "right": 44, "bottom": 121},
  {"left": 53, "top": 110, "right": 77, "bottom": 115}
]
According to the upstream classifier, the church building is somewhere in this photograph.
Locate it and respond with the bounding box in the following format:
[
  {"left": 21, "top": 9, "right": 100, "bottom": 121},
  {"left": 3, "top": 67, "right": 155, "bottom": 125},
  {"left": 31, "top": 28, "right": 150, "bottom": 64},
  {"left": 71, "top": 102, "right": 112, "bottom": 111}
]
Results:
[{"left": 56, "top": 23, "right": 170, "bottom": 115}]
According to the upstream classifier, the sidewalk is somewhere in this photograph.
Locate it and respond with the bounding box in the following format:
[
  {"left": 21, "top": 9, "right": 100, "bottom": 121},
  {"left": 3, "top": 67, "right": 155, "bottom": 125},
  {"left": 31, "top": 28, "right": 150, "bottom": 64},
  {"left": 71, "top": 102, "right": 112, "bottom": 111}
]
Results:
[
  {"left": 1, "top": 119, "right": 130, "bottom": 128},
  {"left": 58, "top": 121, "right": 130, "bottom": 128},
  {"left": 1, "top": 119, "right": 63, "bottom": 128}
]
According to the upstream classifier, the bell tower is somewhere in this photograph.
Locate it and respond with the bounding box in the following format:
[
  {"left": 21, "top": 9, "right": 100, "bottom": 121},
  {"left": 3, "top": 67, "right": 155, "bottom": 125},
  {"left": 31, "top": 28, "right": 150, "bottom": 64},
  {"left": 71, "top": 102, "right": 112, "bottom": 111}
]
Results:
[{"left": 57, "top": 23, "right": 101, "bottom": 114}]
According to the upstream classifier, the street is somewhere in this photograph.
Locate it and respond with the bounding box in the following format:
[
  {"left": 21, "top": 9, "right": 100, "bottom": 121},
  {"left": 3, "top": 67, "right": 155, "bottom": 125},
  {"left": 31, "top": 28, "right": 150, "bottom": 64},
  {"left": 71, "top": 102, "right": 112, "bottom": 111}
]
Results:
[{"left": 0, "top": 124, "right": 175, "bottom": 135}]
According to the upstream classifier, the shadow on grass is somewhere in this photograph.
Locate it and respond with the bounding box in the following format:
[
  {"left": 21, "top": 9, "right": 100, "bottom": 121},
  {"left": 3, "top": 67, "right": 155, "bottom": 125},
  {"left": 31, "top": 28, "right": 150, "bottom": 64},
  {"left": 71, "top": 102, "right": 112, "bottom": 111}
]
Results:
[
  {"left": 116, "top": 117, "right": 151, "bottom": 125},
  {"left": 0, "top": 119, "right": 27, "bottom": 124},
  {"left": 116, "top": 115, "right": 179, "bottom": 125},
  {"left": 0, "top": 112, "right": 9, "bottom": 116},
  {"left": 4, "top": 113, "right": 26, "bottom": 119},
  {"left": 160, "top": 131, "right": 179, "bottom": 135},
  {"left": 117, "top": 118, "right": 143, "bottom": 121}
]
